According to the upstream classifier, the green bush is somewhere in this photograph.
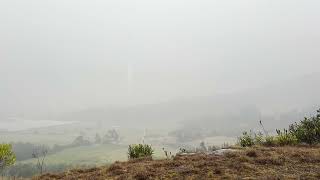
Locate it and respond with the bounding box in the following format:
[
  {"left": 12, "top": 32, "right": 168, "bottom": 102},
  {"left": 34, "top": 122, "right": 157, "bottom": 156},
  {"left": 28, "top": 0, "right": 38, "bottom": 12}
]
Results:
[
  {"left": 275, "top": 129, "right": 298, "bottom": 146},
  {"left": 128, "top": 144, "right": 154, "bottom": 159},
  {"left": 289, "top": 109, "right": 320, "bottom": 145},
  {"left": 0, "top": 144, "right": 16, "bottom": 171},
  {"left": 238, "top": 131, "right": 255, "bottom": 147},
  {"left": 239, "top": 131, "right": 268, "bottom": 147}
]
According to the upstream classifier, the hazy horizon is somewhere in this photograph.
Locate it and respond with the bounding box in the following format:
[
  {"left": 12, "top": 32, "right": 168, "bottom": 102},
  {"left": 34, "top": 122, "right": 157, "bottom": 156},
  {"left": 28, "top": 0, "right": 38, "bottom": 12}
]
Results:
[{"left": 1, "top": 0, "right": 320, "bottom": 117}]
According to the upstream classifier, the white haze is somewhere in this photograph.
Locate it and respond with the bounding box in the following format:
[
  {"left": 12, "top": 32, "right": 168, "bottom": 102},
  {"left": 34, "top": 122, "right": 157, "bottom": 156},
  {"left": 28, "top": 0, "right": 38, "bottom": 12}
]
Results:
[{"left": 0, "top": 0, "right": 320, "bottom": 119}]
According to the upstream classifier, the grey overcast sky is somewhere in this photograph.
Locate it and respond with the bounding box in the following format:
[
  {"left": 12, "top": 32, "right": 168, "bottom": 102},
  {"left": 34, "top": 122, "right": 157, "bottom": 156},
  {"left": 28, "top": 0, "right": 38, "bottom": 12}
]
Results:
[{"left": 0, "top": 0, "right": 319, "bottom": 115}]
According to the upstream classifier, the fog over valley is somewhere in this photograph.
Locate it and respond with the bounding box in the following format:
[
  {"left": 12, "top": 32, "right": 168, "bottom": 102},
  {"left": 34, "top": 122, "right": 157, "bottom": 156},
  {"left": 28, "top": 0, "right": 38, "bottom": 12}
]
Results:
[{"left": 0, "top": 0, "right": 319, "bottom": 177}]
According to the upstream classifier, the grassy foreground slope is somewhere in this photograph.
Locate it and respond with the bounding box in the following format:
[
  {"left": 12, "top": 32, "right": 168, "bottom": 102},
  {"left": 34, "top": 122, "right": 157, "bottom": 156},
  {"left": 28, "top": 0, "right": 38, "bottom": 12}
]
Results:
[{"left": 36, "top": 146, "right": 320, "bottom": 179}]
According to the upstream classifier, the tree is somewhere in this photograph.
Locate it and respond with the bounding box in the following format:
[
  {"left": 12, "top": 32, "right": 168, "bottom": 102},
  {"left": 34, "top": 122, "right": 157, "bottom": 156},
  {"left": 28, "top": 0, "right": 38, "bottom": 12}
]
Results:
[
  {"left": 72, "top": 136, "right": 91, "bottom": 146},
  {"left": 32, "top": 145, "right": 48, "bottom": 174},
  {"left": 102, "top": 129, "right": 120, "bottom": 144},
  {"left": 0, "top": 144, "right": 16, "bottom": 175}
]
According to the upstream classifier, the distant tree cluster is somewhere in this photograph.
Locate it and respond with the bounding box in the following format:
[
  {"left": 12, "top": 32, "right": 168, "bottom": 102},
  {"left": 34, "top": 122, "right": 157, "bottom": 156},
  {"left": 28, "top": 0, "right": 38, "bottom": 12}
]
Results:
[
  {"left": 72, "top": 136, "right": 91, "bottom": 146},
  {"left": 102, "top": 129, "right": 121, "bottom": 144},
  {"left": 169, "top": 127, "right": 217, "bottom": 143},
  {"left": 51, "top": 129, "right": 121, "bottom": 154},
  {"left": 94, "top": 129, "right": 121, "bottom": 145}
]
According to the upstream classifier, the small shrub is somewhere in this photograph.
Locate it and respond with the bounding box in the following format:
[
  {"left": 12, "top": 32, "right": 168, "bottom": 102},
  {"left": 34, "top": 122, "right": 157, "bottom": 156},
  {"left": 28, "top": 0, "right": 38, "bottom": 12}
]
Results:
[
  {"left": 128, "top": 144, "right": 154, "bottom": 159},
  {"left": 238, "top": 131, "right": 255, "bottom": 147},
  {"left": 276, "top": 129, "right": 298, "bottom": 146},
  {"left": 254, "top": 132, "right": 264, "bottom": 145},
  {"left": 263, "top": 136, "right": 277, "bottom": 146}
]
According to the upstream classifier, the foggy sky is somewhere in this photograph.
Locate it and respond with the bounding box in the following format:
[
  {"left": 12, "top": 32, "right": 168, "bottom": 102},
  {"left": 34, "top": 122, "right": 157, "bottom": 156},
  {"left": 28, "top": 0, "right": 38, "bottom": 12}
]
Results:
[{"left": 1, "top": 0, "right": 320, "bottom": 116}]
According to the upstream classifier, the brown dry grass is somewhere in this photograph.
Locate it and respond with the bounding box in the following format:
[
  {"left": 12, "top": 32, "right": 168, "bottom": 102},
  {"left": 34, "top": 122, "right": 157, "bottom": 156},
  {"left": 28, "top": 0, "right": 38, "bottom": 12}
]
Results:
[{"left": 34, "top": 146, "right": 320, "bottom": 180}]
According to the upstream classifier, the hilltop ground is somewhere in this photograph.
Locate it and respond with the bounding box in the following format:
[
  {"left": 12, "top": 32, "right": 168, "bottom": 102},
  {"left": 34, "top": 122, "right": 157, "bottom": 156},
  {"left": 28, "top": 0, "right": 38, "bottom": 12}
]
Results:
[{"left": 36, "top": 146, "right": 320, "bottom": 180}]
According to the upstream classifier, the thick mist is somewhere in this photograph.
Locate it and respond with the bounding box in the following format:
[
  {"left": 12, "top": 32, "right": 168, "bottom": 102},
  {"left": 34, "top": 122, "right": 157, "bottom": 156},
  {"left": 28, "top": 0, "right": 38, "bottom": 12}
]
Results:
[
  {"left": 1, "top": 0, "right": 319, "bottom": 119},
  {"left": 1, "top": 2, "right": 320, "bottom": 176}
]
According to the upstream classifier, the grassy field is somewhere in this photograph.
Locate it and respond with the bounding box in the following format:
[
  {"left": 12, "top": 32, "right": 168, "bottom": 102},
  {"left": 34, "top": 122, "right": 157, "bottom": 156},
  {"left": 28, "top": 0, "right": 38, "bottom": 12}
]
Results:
[
  {"left": 36, "top": 146, "right": 320, "bottom": 179},
  {"left": 20, "top": 143, "right": 177, "bottom": 167},
  {"left": 22, "top": 144, "right": 127, "bottom": 165},
  {"left": 1, "top": 123, "right": 234, "bottom": 169}
]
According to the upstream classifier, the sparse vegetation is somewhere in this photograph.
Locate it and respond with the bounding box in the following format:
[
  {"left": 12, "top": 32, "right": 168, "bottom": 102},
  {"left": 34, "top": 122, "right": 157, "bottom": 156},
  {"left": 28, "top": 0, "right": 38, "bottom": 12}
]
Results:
[
  {"left": 264, "top": 136, "right": 277, "bottom": 146},
  {"left": 239, "top": 108, "right": 320, "bottom": 147},
  {"left": 275, "top": 129, "right": 298, "bottom": 146},
  {"left": 32, "top": 145, "right": 48, "bottom": 174},
  {"left": 239, "top": 130, "right": 298, "bottom": 147},
  {"left": 128, "top": 144, "right": 154, "bottom": 159},
  {"left": 29, "top": 108, "right": 320, "bottom": 179}
]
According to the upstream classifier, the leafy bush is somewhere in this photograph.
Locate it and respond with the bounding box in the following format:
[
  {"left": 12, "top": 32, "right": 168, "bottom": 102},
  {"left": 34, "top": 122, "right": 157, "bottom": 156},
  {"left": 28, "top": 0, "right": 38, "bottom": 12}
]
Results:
[
  {"left": 289, "top": 109, "right": 320, "bottom": 144},
  {"left": 238, "top": 131, "right": 255, "bottom": 147},
  {"left": 0, "top": 144, "right": 16, "bottom": 171},
  {"left": 128, "top": 144, "right": 154, "bottom": 159},
  {"left": 275, "top": 129, "right": 298, "bottom": 146}
]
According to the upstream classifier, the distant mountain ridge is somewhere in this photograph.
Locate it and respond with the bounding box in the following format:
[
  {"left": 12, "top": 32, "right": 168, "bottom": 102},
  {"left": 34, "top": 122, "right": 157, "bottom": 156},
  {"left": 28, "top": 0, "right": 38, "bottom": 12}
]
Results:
[{"left": 56, "top": 72, "right": 320, "bottom": 132}]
